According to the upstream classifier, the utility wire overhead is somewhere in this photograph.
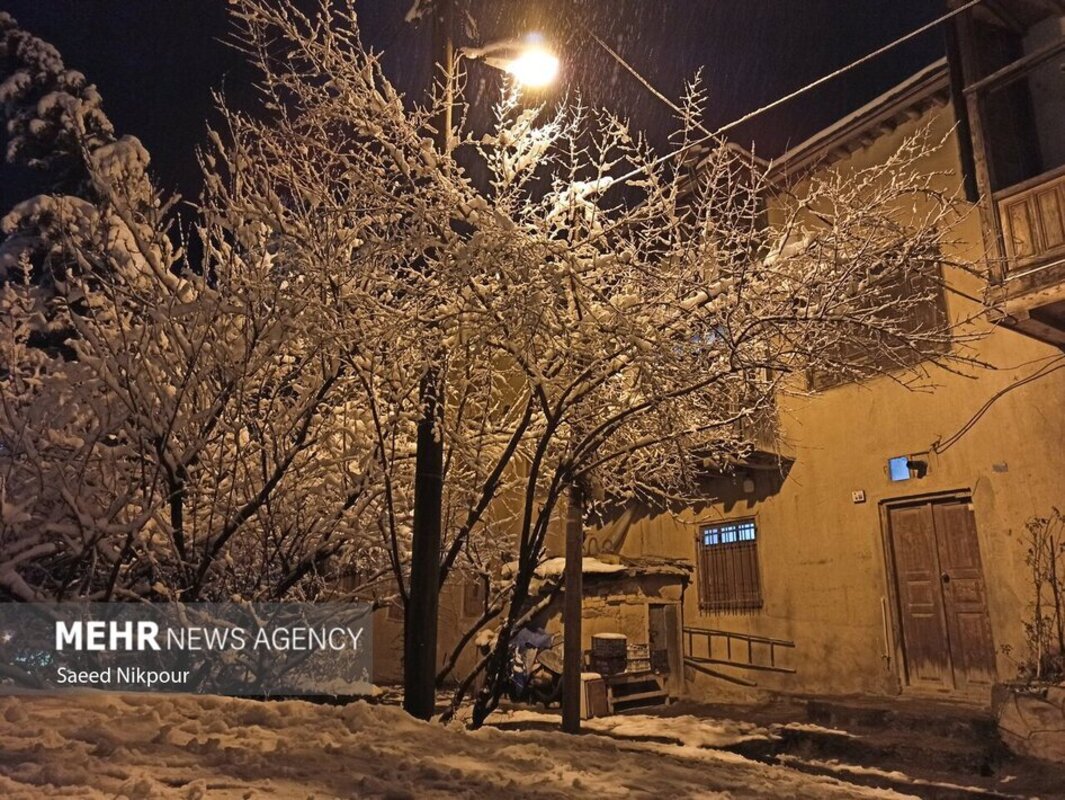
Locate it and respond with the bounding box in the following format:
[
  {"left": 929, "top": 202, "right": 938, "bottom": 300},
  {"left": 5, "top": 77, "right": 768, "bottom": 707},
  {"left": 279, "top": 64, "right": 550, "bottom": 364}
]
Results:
[{"left": 599, "top": 0, "right": 985, "bottom": 188}]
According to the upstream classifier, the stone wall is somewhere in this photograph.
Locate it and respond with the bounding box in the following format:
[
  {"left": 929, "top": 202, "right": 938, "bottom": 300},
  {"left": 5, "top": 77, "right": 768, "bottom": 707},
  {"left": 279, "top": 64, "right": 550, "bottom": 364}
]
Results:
[{"left": 996, "top": 683, "right": 1065, "bottom": 762}]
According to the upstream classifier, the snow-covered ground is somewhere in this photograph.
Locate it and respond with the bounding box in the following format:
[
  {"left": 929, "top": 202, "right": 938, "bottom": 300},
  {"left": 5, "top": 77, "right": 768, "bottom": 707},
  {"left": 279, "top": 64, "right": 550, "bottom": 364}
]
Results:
[
  {"left": 492, "top": 707, "right": 775, "bottom": 748},
  {"left": 0, "top": 693, "right": 919, "bottom": 799}
]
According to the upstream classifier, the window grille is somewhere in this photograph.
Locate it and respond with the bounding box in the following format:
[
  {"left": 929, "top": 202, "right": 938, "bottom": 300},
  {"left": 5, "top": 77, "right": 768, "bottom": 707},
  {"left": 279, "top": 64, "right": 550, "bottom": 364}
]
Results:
[{"left": 696, "top": 519, "right": 763, "bottom": 612}]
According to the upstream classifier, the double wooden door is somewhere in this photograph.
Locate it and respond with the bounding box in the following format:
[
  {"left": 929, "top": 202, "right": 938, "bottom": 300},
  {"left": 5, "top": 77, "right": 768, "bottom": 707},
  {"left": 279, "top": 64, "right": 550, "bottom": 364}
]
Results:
[{"left": 887, "top": 498, "right": 996, "bottom": 696}]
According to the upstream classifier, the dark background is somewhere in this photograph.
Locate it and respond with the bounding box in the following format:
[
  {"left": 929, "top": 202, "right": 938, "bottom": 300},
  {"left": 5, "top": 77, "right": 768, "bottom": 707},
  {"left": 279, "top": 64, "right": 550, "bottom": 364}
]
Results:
[{"left": 0, "top": 1, "right": 947, "bottom": 209}]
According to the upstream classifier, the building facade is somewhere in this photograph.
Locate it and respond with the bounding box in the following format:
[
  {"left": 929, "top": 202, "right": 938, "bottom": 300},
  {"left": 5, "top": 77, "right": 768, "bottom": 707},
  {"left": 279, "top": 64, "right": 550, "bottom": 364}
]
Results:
[
  {"left": 609, "top": 11, "right": 1065, "bottom": 707},
  {"left": 371, "top": 5, "right": 1065, "bottom": 708}
]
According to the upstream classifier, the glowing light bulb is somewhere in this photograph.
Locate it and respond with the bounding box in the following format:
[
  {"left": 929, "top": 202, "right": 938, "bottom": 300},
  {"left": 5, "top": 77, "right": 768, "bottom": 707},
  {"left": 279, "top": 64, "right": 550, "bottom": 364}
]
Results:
[{"left": 506, "top": 47, "right": 559, "bottom": 88}]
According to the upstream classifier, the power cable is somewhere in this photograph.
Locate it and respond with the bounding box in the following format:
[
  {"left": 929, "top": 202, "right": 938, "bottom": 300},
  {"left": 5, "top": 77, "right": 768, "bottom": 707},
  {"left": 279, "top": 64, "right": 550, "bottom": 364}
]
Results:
[
  {"left": 932, "top": 354, "right": 1065, "bottom": 454},
  {"left": 599, "top": 0, "right": 986, "bottom": 188}
]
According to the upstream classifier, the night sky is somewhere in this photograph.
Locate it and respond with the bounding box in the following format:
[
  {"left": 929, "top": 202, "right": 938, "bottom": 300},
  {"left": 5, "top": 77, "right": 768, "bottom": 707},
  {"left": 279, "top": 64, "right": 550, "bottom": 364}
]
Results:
[{"left": 0, "top": 1, "right": 946, "bottom": 210}]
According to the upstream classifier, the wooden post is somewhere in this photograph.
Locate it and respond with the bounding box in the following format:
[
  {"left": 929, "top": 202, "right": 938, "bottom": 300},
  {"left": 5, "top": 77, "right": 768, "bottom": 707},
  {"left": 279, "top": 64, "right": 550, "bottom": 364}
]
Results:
[
  {"left": 404, "top": 0, "right": 453, "bottom": 722},
  {"left": 950, "top": 5, "right": 1005, "bottom": 280},
  {"left": 562, "top": 480, "right": 584, "bottom": 734}
]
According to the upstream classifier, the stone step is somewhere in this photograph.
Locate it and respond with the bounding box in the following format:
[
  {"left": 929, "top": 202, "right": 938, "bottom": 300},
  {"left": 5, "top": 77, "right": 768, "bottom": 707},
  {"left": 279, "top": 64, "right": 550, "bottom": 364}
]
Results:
[
  {"left": 772, "top": 724, "right": 998, "bottom": 776},
  {"left": 610, "top": 689, "right": 670, "bottom": 710},
  {"left": 640, "top": 695, "right": 1065, "bottom": 797},
  {"left": 804, "top": 698, "right": 998, "bottom": 744},
  {"left": 723, "top": 716, "right": 1045, "bottom": 800},
  {"left": 771, "top": 753, "right": 1025, "bottom": 800}
]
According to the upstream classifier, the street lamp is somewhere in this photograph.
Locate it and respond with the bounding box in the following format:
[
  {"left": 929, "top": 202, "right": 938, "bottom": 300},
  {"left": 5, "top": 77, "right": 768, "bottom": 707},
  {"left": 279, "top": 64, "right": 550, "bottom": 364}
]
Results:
[
  {"left": 462, "top": 35, "right": 560, "bottom": 89},
  {"left": 504, "top": 44, "right": 560, "bottom": 88},
  {"left": 405, "top": 9, "right": 559, "bottom": 726}
]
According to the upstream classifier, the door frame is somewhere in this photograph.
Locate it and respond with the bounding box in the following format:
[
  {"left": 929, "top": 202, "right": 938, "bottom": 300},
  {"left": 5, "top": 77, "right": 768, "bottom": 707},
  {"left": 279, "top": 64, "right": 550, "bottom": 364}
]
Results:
[
  {"left": 878, "top": 489, "right": 992, "bottom": 698},
  {"left": 646, "top": 600, "right": 684, "bottom": 695}
]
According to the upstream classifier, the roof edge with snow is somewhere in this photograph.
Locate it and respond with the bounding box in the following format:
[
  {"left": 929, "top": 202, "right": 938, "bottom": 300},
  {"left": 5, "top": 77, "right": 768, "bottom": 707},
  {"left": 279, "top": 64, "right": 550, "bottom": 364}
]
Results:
[{"left": 766, "top": 58, "right": 951, "bottom": 183}]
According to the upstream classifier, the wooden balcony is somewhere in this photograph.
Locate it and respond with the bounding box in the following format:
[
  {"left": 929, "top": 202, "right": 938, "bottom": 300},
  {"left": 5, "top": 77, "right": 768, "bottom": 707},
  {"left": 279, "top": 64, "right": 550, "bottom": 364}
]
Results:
[{"left": 989, "top": 165, "right": 1065, "bottom": 347}]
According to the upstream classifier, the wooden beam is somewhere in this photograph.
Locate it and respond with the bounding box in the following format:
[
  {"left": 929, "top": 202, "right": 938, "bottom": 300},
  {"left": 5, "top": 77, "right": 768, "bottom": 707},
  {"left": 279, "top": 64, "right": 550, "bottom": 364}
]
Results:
[
  {"left": 984, "top": 0, "right": 1027, "bottom": 32},
  {"left": 965, "top": 35, "right": 1065, "bottom": 96},
  {"left": 954, "top": 7, "right": 1009, "bottom": 279},
  {"left": 1009, "top": 316, "right": 1065, "bottom": 347},
  {"left": 561, "top": 482, "right": 584, "bottom": 735}
]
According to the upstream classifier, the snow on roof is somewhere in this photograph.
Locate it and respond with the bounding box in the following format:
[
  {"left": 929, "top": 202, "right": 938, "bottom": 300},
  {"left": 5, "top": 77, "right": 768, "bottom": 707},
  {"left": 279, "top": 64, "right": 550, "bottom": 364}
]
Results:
[
  {"left": 769, "top": 58, "right": 950, "bottom": 182},
  {"left": 502, "top": 555, "right": 692, "bottom": 584},
  {"left": 533, "top": 557, "right": 627, "bottom": 577},
  {"left": 681, "top": 60, "right": 950, "bottom": 202},
  {"left": 534, "top": 556, "right": 693, "bottom": 580}
]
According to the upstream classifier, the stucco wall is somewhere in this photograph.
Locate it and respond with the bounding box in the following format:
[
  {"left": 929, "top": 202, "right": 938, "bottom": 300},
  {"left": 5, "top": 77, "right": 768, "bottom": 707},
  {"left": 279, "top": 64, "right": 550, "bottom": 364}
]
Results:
[
  {"left": 372, "top": 576, "right": 482, "bottom": 686},
  {"left": 619, "top": 107, "right": 1065, "bottom": 704}
]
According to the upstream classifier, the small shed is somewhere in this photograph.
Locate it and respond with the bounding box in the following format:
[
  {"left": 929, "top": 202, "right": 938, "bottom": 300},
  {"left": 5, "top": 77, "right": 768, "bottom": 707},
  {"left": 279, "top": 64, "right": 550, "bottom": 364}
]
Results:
[{"left": 533, "top": 555, "right": 693, "bottom": 704}]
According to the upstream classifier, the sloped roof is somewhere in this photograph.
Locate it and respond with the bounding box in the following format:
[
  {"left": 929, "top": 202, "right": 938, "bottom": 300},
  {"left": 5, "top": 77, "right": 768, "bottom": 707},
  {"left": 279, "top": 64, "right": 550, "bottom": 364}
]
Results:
[
  {"left": 766, "top": 58, "right": 951, "bottom": 183},
  {"left": 682, "top": 59, "right": 951, "bottom": 197},
  {"left": 511, "top": 555, "right": 693, "bottom": 582},
  {"left": 560, "top": 555, "right": 693, "bottom": 581}
]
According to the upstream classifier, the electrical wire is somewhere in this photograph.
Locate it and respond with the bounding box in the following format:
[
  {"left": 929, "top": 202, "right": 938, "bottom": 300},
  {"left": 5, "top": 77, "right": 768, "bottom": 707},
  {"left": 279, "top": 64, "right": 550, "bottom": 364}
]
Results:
[
  {"left": 601, "top": 0, "right": 987, "bottom": 188},
  {"left": 710, "top": 0, "right": 984, "bottom": 140},
  {"left": 932, "top": 354, "right": 1065, "bottom": 454}
]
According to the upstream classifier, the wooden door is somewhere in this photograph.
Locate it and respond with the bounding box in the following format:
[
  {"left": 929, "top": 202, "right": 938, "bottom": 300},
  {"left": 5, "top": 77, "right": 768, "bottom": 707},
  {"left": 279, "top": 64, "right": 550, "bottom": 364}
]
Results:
[
  {"left": 888, "top": 499, "right": 995, "bottom": 695},
  {"left": 648, "top": 603, "right": 682, "bottom": 693},
  {"left": 648, "top": 604, "right": 671, "bottom": 673},
  {"left": 932, "top": 501, "right": 997, "bottom": 692},
  {"left": 889, "top": 503, "right": 953, "bottom": 690},
  {"left": 665, "top": 605, "right": 681, "bottom": 675}
]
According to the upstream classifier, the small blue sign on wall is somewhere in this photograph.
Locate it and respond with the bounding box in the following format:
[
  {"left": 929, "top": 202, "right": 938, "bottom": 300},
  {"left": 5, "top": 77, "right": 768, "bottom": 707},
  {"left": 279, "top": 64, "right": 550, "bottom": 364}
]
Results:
[{"left": 888, "top": 456, "right": 911, "bottom": 482}]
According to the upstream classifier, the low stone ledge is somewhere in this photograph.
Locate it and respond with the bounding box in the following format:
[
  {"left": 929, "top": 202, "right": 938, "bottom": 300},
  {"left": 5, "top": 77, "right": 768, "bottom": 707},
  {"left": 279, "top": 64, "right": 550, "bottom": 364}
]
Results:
[{"left": 994, "top": 682, "right": 1065, "bottom": 762}]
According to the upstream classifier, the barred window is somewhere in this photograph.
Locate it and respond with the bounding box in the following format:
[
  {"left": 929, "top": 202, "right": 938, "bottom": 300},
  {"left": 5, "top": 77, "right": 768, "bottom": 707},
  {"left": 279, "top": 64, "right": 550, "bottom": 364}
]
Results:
[{"left": 696, "top": 519, "right": 763, "bottom": 612}]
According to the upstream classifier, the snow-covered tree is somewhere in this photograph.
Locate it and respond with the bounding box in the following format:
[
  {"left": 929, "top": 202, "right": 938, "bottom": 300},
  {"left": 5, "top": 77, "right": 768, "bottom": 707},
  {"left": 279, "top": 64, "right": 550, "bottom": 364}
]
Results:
[
  {"left": 0, "top": 12, "right": 405, "bottom": 606},
  {"left": 1, "top": 3, "right": 982, "bottom": 729},
  {"left": 220, "top": 0, "right": 981, "bottom": 726},
  {"left": 441, "top": 88, "right": 983, "bottom": 726}
]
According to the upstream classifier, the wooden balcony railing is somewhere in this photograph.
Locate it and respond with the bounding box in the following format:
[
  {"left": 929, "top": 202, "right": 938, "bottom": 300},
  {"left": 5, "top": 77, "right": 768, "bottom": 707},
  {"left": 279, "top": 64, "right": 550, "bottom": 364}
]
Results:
[
  {"left": 989, "top": 165, "right": 1065, "bottom": 347},
  {"left": 995, "top": 163, "right": 1065, "bottom": 276}
]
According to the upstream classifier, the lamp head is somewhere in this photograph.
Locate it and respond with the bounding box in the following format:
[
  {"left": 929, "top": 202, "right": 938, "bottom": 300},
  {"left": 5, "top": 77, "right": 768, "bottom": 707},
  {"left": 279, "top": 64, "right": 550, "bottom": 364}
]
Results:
[{"left": 505, "top": 44, "right": 559, "bottom": 88}]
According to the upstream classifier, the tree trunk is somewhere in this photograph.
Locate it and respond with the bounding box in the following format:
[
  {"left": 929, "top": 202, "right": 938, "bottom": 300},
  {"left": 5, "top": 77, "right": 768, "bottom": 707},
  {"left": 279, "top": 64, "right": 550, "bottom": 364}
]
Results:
[{"left": 562, "top": 480, "right": 584, "bottom": 734}]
